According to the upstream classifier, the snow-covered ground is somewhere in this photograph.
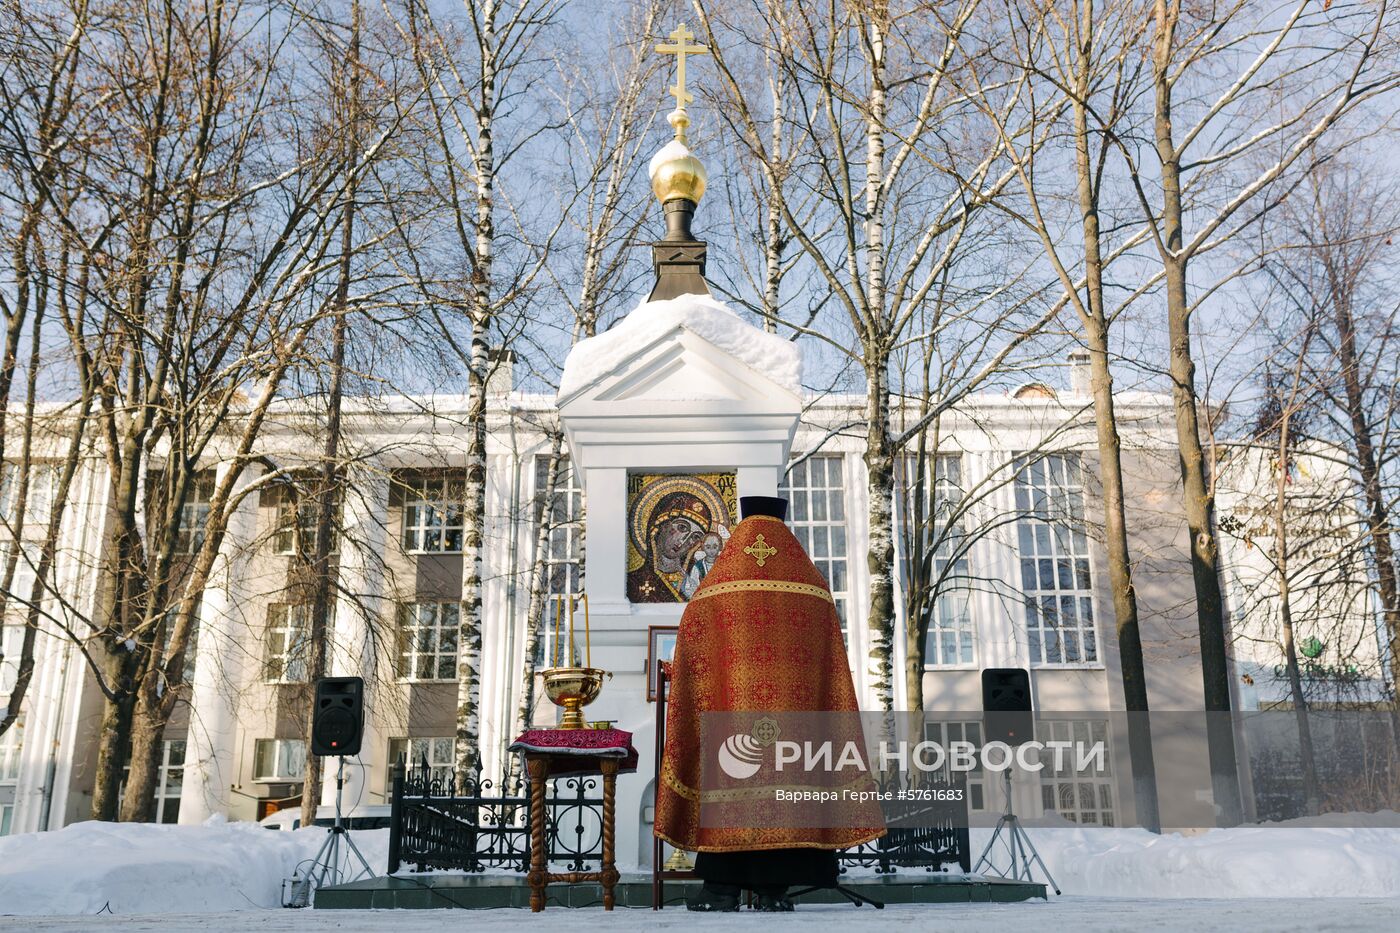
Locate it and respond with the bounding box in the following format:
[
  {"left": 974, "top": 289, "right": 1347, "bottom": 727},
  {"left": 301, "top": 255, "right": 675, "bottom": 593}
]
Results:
[
  {"left": 0, "top": 818, "right": 391, "bottom": 915},
  {"left": 2, "top": 823, "right": 1400, "bottom": 913},
  {"left": 973, "top": 824, "right": 1400, "bottom": 898},
  {"left": 2, "top": 899, "right": 1399, "bottom": 933}
]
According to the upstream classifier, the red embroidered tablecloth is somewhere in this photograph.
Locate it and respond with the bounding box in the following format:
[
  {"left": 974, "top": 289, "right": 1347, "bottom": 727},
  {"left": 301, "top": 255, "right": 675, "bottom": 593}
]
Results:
[{"left": 509, "top": 728, "right": 639, "bottom": 776}]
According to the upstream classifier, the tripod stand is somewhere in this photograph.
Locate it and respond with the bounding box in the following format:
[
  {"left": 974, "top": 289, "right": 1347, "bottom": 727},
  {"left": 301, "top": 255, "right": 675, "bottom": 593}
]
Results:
[
  {"left": 306, "top": 756, "right": 374, "bottom": 893},
  {"left": 972, "top": 769, "right": 1060, "bottom": 895}
]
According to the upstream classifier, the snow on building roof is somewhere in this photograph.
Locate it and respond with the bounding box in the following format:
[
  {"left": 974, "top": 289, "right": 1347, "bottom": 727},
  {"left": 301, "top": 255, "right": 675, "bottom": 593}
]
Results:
[{"left": 557, "top": 293, "right": 802, "bottom": 401}]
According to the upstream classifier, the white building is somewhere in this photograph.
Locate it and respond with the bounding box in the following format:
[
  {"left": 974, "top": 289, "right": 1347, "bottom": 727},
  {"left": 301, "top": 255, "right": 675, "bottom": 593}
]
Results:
[{"left": 2, "top": 107, "right": 1388, "bottom": 852}]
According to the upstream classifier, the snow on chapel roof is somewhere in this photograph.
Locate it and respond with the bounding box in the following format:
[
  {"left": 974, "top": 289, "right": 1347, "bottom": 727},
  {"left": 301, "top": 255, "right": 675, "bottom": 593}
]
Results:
[{"left": 557, "top": 293, "right": 802, "bottom": 401}]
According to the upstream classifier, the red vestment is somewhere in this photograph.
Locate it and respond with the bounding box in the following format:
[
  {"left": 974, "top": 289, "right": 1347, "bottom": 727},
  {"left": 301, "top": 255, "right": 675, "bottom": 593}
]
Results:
[{"left": 654, "top": 514, "right": 885, "bottom": 852}]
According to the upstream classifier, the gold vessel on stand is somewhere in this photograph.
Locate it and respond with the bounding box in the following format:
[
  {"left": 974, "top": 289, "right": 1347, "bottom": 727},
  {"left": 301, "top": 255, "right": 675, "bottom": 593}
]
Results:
[
  {"left": 541, "top": 593, "right": 613, "bottom": 729},
  {"left": 540, "top": 666, "right": 612, "bottom": 730}
]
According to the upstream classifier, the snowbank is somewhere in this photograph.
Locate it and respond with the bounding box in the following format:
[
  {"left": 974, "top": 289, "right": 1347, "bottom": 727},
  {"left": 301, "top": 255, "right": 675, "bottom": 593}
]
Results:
[
  {"left": 2, "top": 819, "right": 1398, "bottom": 915},
  {"left": 558, "top": 294, "right": 802, "bottom": 400},
  {"left": 967, "top": 825, "right": 1400, "bottom": 898},
  {"left": 0, "top": 819, "right": 388, "bottom": 916}
]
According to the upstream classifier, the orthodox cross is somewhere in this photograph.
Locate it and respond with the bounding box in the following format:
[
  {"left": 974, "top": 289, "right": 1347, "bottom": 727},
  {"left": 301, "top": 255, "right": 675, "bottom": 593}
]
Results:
[
  {"left": 655, "top": 24, "right": 708, "bottom": 110},
  {"left": 744, "top": 534, "right": 777, "bottom": 567}
]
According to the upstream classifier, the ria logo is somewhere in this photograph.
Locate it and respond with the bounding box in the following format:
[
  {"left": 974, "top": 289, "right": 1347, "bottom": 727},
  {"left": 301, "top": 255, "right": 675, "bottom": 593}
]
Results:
[{"left": 717, "top": 716, "right": 781, "bottom": 780}]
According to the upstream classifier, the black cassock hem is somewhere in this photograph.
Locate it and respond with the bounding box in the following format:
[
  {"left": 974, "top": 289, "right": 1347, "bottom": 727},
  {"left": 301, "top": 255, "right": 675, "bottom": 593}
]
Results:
[{"left": 695, "top": 849, "right": 839, "bottom": 888}]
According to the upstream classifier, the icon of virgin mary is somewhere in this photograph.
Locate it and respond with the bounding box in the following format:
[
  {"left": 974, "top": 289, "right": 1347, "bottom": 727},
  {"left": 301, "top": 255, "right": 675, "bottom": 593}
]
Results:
[{"left": 626, "top": 473, "right": 734, "bottom": 603}]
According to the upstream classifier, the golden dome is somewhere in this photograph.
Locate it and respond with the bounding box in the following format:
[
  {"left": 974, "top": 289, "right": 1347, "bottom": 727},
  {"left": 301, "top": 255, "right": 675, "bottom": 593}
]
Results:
[{"left": 648, "top": 110, "right": 707, "bottom": 205}]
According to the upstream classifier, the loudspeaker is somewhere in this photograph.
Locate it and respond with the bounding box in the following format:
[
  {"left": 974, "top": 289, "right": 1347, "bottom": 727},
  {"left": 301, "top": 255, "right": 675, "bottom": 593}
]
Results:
[
  {"left": 311, "top": 676, "right": 364, "bottom": 757},
  {"left": 981, "top": 668, "right": 1033, "bottom": 746}
]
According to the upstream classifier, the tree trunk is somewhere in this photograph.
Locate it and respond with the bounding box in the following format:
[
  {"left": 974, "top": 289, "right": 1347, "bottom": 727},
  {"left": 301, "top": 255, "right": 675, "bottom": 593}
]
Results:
[
  {"left": 120, "top": 686, "right": 167, "bottom": 823},
  {"left": 1275, "top": 543, "right": 1321, "bottom": 816},
  {"left": 90, "top": 447, "right": 147, "bottom": 820},
  {"left": 504, "top": 431, "right": 564, "bottom": 796},
  {"left": 1163, "top": 252, "right": 1242, "bottom": 824},
  {"left": 864, "top": 360, "right": 897, "bottom": 710},
  {"left": 760, "top": 3, "right": 788, "bottom": 334},
  {"left": 1331, "top": 286, "right": 1400, "bottom": 738},
  {"left": 1072, "top": 4, "right": 1159, "bottom": 829},
  {"left": 1085, "top": 330, "right": 1161, "bottom": 832},
  {"left": 1154, "top": 0, "right": 1242, "bottom": 825},
  {"left": 861, "top": 8, "right": 895, "bottom": 711},
  {"left": 90, "top": 647, "right": 136, "bottom": 821},
  {"left": 299, "top": 6, "right": 360, "bottom": 825},
  {"left": 454, "top": 0, "right": 498, "bottom": 788},
  {"left": 456, "top": 328, "right": 489, "bottom": 786},
  {"left": 900, "top": 407, "right": 935, "bottom": 714}
]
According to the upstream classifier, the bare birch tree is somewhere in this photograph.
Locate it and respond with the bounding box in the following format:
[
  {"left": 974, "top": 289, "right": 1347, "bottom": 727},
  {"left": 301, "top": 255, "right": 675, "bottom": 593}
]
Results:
[
  {"left": 695, "top": 0, "right": 1059, "bottom": 709},
  {"left": 299, "top": 0, "right": 364, "bottom": 828},
  {"left": 0, "top": 0, "right": 404, "bottom": 819},
  {"left": 958, "top": 0, "right": 1163, "bottom": 831},
  {"left": 0, "top": 0, "right": 97, "bottom": 742},
  {"left": 1115, "top": 0, "right": 1400, "bottom": 823},
  {"left": 503, "top": 0, "right": 662, "bottom": 795},
  {"left": 1268, "top": 163, "right": 1400, "bottom": 736},
  {"left": 384, "top": 0, "right": 563, "bottom": 783}
]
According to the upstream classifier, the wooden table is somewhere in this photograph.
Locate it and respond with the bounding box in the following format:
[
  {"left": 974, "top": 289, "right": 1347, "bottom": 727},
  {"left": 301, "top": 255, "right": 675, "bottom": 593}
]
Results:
[{"left": 523, "top": 751, "right": 621, "bottom": 912}]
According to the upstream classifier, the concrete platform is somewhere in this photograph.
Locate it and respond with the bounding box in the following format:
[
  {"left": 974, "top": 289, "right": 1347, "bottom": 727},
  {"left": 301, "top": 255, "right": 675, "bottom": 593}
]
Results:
[{"left": 314, "top": 871, "right": 1046, "bottom": 909}]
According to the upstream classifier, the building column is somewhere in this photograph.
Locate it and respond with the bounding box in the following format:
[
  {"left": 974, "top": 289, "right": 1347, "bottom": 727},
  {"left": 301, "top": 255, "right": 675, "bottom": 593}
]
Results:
[
  {"left": 12, "top": 456, "right": 108, "bottom": 832},
  {"left": 180, "top": 464, "right": 260, "bottom": 824},
  {"left": 736, "top": 465, "right": 780, "bottom": 500},
  {"left": 321, "top": 468, "right": 388, "bottom": 810}
]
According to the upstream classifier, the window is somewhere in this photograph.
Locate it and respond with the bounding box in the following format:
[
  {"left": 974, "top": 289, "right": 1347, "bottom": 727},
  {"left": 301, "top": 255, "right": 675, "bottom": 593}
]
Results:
[
  {"left": 1014, "top": 454, "right": 1097, "bottom": 665},
  {"left": 782, "top": 455, "right": 850, "bottom": 642},
  {"left": 253, "top": 738, "right": 307, "bottom": 782},
  {"left": 1038, "top": 719, "right": 1114, "bottom": 825},
  {"left": 175, "top": 473, "right": 215, "bottom": 554},
  {"left": 0, "top": 803, "right": 12, "bottom": 836},
  {"left": 923, "top": 719, "right": 988, "bottom": 811},
  {"left": 0, "top": 542, "right": 41, "bottom": 610},
  {"left": 119, "top": 739, "right": 184, "bottom": 823},
  {"left": 1, "top": 622, "right": 24, "bottom": 695},
  {"left": 0, "top": 715, "right": 22, "bottom": 784},
  {"left": 160, "top": 604, "right": 200, "bottom": 684},
  {"left": 926, "top": 455, "right": 974, "bottom": 667},
  {"left": 271, "top": 485, "right": 336, "bottom": 556},
  {"left": 534, "top": 458, "right": 583, "bottom": 668},
  {"left": 397, "top": 601, "right": 459, "bottom": 681},
  {"left": 264, "top": 604, "right": 311, "bottom": 683},
  {"left": 0, "top": 462, "right": 59, "bottom": 531},
  {"left": 389, "top": 736, "right": 454, "bottom": 784},
  {"left": 400, "top": 475, "right": 465, "bottom": 553}
]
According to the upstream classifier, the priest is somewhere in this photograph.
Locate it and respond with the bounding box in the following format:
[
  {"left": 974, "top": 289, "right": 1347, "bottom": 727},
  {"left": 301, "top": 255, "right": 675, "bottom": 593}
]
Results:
[{"left": 654, "top": 495, "right": 884, "bottom": 911}]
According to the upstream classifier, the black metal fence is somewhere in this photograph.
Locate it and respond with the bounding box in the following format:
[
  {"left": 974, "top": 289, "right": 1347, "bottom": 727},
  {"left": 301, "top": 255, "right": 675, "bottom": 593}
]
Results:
[
  {"left": 839, "top": 774, "right": 970, "bottom": 875},
  {"left": 389, "top": 756, "right": 969, "bottom": 877},
  {"left": 387, "top": 757, "right": 605, "bottom": 874},
  {"left": 839, "top": 822, "right": 970, "bottom": 875}
]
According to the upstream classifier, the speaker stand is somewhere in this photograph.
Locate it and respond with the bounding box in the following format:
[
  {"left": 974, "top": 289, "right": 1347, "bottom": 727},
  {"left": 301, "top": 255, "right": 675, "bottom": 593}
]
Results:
[
  {"left": 307, "top": 756, "right": 374, "bottom": 895},
  {"left": 972, "top": 769, "right": 1061, "bottom": 895}
]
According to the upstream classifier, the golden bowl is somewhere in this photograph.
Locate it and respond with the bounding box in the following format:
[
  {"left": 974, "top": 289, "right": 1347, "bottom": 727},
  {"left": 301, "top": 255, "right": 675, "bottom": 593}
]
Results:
[{"left": 540, "top": 666, "right": 612, "bottom": 730}]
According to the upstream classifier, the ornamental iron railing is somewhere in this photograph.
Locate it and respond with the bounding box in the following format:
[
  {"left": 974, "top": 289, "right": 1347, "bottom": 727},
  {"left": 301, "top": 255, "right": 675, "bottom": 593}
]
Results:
[
  {"left": 388, "top": 755, "right": 968, "bottom": 877},
  {"left": 387, "top": 757, "right": 603, "bottom": 874},
  {"left": 837, "top": 772, "right": 970, "bottom": 875}
]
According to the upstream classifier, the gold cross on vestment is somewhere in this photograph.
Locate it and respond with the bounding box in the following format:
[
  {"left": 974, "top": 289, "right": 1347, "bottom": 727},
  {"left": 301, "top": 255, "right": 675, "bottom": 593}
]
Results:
[
  {"left": 655, "top": 24, "right": 708, "bottom": 109},
  {"left": 744, "top": 534, "right": 777, "bottom": 567}
]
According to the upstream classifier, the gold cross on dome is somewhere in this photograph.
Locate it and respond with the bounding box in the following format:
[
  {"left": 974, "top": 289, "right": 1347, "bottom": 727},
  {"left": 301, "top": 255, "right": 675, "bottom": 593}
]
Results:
[
  {"left": 744, "top": 534, "right": 777, "bottom": 567},
  {"left": 655, "top": 24, "right": 708, "bottom": 110}
]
